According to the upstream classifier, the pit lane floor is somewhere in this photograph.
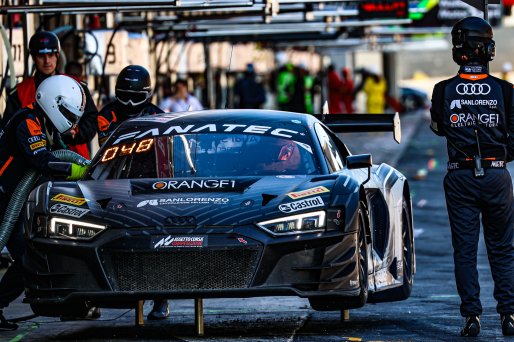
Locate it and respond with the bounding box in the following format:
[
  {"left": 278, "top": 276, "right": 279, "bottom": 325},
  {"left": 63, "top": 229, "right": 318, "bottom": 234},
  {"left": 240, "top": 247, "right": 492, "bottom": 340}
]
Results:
[{"left": 1, "top": 111, "right": 511, "bottom": 341}]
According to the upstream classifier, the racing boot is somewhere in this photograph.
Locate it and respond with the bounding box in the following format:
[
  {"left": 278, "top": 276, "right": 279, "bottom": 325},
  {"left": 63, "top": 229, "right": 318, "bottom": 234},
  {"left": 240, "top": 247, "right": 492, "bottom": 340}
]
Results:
[
  {"left": 147, "top": 299, "right": 169, "bottom": 320},
  {"left": 460, "top": 315, "right": 480, "bottom": 337},
  {"left": 0, "top": 310, "right": 18, "bottom": 331},
  {"left": 501, "top": 313, "right": 514, "bottom": 336}
]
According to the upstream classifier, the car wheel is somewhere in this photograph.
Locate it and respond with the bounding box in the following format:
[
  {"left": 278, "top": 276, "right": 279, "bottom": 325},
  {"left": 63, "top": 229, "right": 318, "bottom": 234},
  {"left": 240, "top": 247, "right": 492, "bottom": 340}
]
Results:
[
  {"left": 388, "top": 196, "right": 414, "bottom": 300},
  {"left": 308, "top": 204, "right": 369, "bottom": 311}
]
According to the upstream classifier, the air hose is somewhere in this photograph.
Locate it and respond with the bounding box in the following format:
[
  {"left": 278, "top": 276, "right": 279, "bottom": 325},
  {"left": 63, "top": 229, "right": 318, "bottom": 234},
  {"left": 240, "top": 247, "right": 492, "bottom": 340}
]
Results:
[{"left": 0, "top": 150, "right": 90, "bottom": 250}]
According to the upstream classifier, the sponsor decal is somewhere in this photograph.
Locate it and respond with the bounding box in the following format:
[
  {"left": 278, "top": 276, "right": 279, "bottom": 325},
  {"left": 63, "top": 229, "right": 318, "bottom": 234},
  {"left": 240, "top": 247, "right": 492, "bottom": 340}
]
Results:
[
  {"left": 463, "top": 66, "right": 486, "bottom": 73},
  {"left": 451, "top": 99, "right": 498, "bottom": 108},
  {"left": 29, "top": 140, "right": 46, "bottom": 150},
  {"left": 152, "top": 179, "right": 236, "bottom": 191},
  {"left": 276, "top": 175, "right": 295, "bottom": 179},
  {"left": 455, "top": 83, "right": 491, "bottom": 96},
  {"left": 28, "top": 136, "right": 41, "bottom": 144},
  {"left": 51, "top": 194, "right": 87, "bottom": 206},
  {"left": 26, "top": 119, "right": 42, "bottom": 136},
  {"left": 241, "top": 199, "right": 254, "bottom": 207},
  {"left": 237, "top": 237, "right": 248, "bottom": 244},
  {"left": 287, "top": 186, "right": 330, "bottom": 199},
  {"left": 153, "top": 235, "right": 205, "bottom": 249},
  {"left": 491, "top": 161, "right": 505, "bottom": 167},
  {"left": 137, "top": 197, "right": 229, "bottom": 207},
  {"left": 49, "top": 203, "right": 89, "bottom": 218},
  {"left": 131, "top": 178, "right": 257, "bottom": 194},
  {"left": 113, "top": 124, "right": 302, "bottom": 145},
  {"left": 279, "top": 196, "right": 325, "bottom": 213},
  {"left": 448, "top": 162, "right": 459, "bottom": 170},
  {"left": 449, "top": 113, "right": 499, "bottom": 128}
]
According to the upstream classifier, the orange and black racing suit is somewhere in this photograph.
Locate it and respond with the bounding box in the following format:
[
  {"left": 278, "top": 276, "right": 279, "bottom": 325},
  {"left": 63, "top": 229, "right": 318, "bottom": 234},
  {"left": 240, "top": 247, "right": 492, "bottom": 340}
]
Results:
[
  {"left": 0, "top": 108, "right": 62, "bottom": 310},
  {"left": 97, "top": 100, "right": 163, "bottom": 146},
  {"left": 2, "top": 71, "right": 98, "bottom": 159}
]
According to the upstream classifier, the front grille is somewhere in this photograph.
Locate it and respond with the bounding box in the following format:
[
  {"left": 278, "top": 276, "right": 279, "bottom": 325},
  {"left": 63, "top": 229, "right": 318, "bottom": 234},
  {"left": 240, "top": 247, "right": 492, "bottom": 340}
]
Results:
[{"left": 102, "top": 248, "right": 261, "bottom": 291}]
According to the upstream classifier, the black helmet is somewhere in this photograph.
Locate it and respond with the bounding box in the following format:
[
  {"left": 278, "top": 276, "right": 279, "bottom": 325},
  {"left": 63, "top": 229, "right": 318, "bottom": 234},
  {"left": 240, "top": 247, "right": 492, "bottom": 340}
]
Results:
[
  {"left": 115, "top": 65, "right": 152, "bottom": 107},
  {"left": 29, "top": 31, "right": 60, "bottom": 57},
  {"left": 451, "top": 16, "right": 495, "bottom": 65}
]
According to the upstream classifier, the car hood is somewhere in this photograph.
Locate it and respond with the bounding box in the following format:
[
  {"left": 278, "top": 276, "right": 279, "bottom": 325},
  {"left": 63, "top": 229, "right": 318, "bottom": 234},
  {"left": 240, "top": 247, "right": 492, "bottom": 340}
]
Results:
[{"left": 48, "top": 176, "right": 344, "bottom": 228}]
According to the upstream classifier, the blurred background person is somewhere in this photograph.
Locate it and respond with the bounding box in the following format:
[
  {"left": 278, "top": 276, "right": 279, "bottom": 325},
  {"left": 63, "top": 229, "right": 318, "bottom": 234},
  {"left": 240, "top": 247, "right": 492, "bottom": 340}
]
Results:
[
  {"left": 161, "top": 79, "right": 203, "bottom": 113},
  {"left": 341, "top": 67, "right": 355, "bottom": 114},
  {"left": 276, "top": 62, "right": 297, "bottom": 111},
  {"left": 234, "top": 63, "right": 266, "bottom": 109},
  {"left": 326, "top": 64, "right": 344, "bottom": 114},
  {"left": 300, "top": 63, "right": 314, "bottom": 114},
  {"left": 362, "top": 66, "right": 387, "bottom": 114},
  {"left": 501, "top": 62, "right": 512, "bottom": 81}
]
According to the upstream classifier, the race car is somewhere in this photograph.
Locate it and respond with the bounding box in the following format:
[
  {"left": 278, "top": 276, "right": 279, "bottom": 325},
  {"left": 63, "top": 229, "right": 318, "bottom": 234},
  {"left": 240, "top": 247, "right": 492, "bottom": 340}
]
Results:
[{"left": 22, "top": 110, "right": 415, "bottom": 317}]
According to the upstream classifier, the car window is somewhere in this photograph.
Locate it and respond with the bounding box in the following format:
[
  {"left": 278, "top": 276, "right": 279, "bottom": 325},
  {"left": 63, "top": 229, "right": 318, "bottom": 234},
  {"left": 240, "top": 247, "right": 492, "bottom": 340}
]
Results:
[
  {"left": 90, "top": 133, "right": 322, "bottom": 179},
  {"left": 314, "top": 123, "right": 344, "bottom": 173}
]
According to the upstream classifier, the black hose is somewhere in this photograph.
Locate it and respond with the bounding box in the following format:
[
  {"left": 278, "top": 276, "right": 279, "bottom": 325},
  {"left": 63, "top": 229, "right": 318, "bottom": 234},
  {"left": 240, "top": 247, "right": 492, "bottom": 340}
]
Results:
[{"left": 0, "top": 150, "right": 90, "bottom": 250}]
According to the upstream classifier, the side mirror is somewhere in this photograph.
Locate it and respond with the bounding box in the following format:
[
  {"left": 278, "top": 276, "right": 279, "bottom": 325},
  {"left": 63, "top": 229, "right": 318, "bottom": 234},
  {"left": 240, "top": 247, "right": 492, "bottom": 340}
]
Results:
[
  {"left": 346, "top": 154, "right": 372, "bottom": 170},
  {"left": 346, "top": 154, "right": 372, "bottom": 184},
  {"left": 48, "top": 162, "right": 72, "bottom": 179}
]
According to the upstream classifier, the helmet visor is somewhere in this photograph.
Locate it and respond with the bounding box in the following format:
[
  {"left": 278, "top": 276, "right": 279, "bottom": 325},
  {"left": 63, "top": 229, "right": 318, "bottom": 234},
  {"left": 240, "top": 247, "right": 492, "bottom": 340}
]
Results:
[
  {"left": 116, "top": 89, "right": 150, "bottom": 106},
  {"left": 58, "top": 104, "right": 81, "bottom": 126}
]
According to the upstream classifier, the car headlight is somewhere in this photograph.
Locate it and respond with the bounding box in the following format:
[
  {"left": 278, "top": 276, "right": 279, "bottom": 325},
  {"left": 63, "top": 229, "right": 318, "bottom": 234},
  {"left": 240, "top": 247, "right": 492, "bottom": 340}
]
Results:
[
  {"left": 257, "top": 211, "right": 326, "bottom": 235},
  {"left": 49, "top": 217, "right": 105, "bottom": 240}
]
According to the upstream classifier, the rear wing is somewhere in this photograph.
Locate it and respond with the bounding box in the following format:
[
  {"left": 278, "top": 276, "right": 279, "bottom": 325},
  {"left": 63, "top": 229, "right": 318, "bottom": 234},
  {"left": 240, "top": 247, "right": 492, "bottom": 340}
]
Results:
[{"left": 313, "top": 112, "right": 401, "bottom": 144}]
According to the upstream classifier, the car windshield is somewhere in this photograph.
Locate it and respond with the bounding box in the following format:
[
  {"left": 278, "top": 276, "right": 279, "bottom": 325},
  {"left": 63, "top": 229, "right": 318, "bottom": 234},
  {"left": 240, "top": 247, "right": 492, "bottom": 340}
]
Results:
[{"left": 89, "top": 133, "right": 321, "bottom": 180}]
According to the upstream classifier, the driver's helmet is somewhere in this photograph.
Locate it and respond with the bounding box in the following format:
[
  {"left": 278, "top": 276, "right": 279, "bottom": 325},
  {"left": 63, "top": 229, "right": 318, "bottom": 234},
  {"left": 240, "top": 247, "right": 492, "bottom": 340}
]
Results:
[
  {"left": 29, "top": 31, "right": 60, "bottom": 57},
  {"left": 451, "top": 16, "right": 495, "bottom": 66},
  {"left": 35, "top": 75, "right": 86, "bottom": 133},
  {"left": 261, "top": 138, "right": 301, "bottom": 172},
  {"left": 115, "top": 65, "right": 152, "bottom": 110}
]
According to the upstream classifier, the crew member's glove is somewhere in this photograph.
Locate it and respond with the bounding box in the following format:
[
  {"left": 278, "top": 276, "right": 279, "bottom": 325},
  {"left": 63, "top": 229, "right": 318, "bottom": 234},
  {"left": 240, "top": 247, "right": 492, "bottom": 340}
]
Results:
[{"left": 66, "top": 163, "right": 88, "bottom": 181}]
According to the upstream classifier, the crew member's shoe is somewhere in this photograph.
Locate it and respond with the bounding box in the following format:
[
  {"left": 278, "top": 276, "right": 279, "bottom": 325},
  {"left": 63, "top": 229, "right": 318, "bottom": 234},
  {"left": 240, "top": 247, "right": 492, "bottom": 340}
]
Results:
[
  {"left": 86, "top": 307, "right": 101, "bottom": 319},
  {"left": 147, "top": 299, "right": 170, "bottom": 320},
  {"left": 0, "top": 310, "right": 18, "bottom": 331},
  {"left": 501, "top": 313, "right": 514, "bottom": 336},
  {"left": 460, "top": 315, "right": 480, "bottom": 337}
]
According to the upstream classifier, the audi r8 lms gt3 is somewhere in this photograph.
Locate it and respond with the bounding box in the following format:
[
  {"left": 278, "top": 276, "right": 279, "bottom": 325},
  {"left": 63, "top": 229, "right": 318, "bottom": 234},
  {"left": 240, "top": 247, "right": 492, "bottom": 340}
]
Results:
[{"left": 23, "top": 110, "right": 415, "bottom": 317}]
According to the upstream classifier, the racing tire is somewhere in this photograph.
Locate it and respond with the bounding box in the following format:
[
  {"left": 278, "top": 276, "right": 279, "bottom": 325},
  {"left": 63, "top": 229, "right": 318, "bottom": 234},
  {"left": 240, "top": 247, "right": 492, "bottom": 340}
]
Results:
[
  {"left": 387, "top": 196, "right": 414, "bottom": 300},
  {"left": 308, "top": 204, "right": 369, "bottom": 311}
]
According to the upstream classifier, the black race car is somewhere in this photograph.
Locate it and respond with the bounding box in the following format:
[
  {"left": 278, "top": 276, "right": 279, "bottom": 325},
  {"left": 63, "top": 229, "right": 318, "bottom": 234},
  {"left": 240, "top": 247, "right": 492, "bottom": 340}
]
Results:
[{"left": 23, "top": 110, "right": 415, "bottom": 316}]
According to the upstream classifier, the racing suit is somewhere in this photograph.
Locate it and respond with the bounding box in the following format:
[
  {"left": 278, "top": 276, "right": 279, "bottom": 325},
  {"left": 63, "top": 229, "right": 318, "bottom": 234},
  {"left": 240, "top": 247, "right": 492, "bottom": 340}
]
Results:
[
  {"left": 0, "top": 108, "right": 63, "bottom": 310},
  {"left": 430, "top": 64, "right": 514, "bottom": 317},
  {"left": 2, "top": 71, "right": 98, "bottom": 158},
  {"left": 97, "top": 101, "right": 163, "bottom": 146}
]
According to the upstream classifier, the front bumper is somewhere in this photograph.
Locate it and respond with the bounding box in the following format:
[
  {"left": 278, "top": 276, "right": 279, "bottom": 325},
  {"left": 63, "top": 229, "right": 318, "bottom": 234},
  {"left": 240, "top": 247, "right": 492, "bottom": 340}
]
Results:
[{"left": 23, "top": 226, "right": 360, "bottom": 308}]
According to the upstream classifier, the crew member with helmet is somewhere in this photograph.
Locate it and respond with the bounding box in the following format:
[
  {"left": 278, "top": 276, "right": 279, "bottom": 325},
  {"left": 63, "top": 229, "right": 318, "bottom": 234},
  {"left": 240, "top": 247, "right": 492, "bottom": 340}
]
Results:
[
  {"left": 2, "top": 31, "right": 98, "bottom": 159},
  {"left": 430, "top": 16, "right": 514, "bottom": 337},
  {"left": 96, "top": 65, "right": 169, "bottom": 320},
  {"left": 97, "top": 65, "right": 164, "bottom": 146},
  {"left": 0, "top": 75, "right": 89, "bottom": 331}
]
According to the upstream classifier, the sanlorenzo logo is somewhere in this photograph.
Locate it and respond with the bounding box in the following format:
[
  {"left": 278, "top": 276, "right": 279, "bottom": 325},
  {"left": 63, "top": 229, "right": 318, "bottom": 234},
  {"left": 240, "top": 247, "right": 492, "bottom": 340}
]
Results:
[{"left": 456, "top": 83, "right": 491, "bottom": 95}]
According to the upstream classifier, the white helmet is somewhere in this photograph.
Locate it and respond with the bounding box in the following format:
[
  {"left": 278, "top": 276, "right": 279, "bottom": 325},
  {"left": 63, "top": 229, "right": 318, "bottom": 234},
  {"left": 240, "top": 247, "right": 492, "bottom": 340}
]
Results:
[{"left": 35, "top": 75, "right": 86, "bottom": 133}]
